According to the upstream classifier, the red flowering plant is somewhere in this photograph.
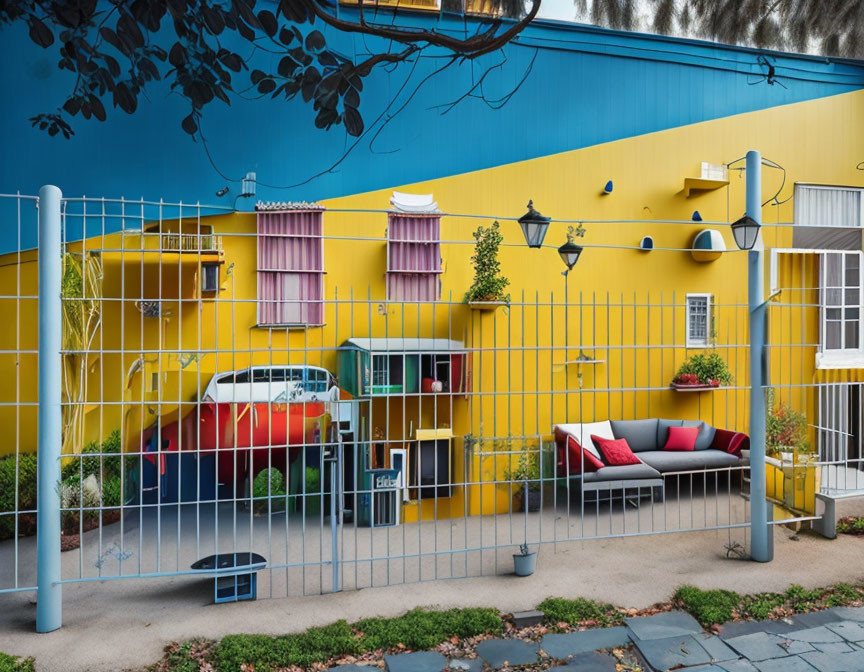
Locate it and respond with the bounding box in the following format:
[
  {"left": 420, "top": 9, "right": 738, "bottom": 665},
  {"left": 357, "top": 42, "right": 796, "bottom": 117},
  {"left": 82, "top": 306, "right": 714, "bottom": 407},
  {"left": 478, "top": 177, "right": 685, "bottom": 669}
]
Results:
[{"left": 765, "top": 389, "right": 810, "bottom": 459}]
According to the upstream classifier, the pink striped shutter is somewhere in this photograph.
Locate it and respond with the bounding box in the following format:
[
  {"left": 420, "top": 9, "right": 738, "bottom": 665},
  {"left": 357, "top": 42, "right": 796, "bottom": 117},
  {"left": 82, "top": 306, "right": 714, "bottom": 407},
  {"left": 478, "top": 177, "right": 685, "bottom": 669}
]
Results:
[
  {"left": 257, "top": 210, "right": 324, "bottom": 325},
  {"left": 386, "top": 214, "right": 441, "bottom": 301}
]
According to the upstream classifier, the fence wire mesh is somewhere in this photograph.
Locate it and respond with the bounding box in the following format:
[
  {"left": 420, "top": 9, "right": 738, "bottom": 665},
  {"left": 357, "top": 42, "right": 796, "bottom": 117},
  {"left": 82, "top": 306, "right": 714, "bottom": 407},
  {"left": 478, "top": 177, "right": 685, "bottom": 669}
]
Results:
[{"left": 0, "top": 192, "right": 860, "bottom": 601}]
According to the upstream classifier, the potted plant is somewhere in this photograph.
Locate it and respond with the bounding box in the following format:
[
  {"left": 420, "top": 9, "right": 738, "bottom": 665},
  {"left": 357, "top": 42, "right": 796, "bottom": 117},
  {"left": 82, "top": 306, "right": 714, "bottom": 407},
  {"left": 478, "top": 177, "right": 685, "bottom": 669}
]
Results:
[
  {"left": 513, "top": 542, "right": 538, "bottom": 576},
  {"left": 671, "top": 352, "right": 733, "bottom": 389},
  {"left": 765, "top": 390, "right": 818, "bottom": 514},
  {"left": 465, "top": 221, "right": 510, "bottom": 310},
  {"left": 505, "top": 451, "right": 542, "bottom": 512}
]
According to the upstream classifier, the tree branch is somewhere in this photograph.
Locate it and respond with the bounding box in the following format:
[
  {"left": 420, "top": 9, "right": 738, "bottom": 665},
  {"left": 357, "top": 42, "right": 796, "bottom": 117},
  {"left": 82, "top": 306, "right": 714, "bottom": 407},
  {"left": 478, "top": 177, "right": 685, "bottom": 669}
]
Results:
[{"left": 301, "top": 0, "right": 541, "bottom": 58}]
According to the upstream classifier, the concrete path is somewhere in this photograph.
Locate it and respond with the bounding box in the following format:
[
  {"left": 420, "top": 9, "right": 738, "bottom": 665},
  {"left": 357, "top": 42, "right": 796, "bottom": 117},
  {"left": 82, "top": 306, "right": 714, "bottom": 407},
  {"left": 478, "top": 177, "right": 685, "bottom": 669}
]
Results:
[{"left": 2, "top": 520, "right": 864, "bottom": 672}]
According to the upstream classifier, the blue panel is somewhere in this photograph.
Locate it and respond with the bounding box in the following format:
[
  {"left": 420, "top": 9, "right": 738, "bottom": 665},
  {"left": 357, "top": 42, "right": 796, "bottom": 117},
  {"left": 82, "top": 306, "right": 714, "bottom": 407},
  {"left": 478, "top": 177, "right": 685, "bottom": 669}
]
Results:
[{"left": 1, "top": 15, "right": 863, "bottom": 249}]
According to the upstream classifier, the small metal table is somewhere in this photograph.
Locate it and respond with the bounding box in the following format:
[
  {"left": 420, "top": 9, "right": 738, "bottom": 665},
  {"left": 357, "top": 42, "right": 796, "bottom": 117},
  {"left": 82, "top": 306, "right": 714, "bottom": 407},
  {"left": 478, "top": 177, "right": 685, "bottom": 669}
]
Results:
[{"left": 191, "top": 552, "right": 266, "bottom": 604}]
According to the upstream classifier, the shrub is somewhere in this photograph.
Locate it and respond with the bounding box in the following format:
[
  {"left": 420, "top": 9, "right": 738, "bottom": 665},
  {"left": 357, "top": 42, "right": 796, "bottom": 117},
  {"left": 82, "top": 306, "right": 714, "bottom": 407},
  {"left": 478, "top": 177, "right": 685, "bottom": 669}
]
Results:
[
  {"left": 0, "top": 453, "right": 38, "bottom": 513},
  {"left": 465, "top": 221, "right": 510, "bottom": 303},
  {"left": 0, "top": 453, "right": 38, "bottom": 540},
  {"left": 61, "top": 430, "right": 122, "bottom": 482},
  {"left": 252, "top": 468, "right": 286, "bottom": 513},
  {"left": 101, "top": 475, "right": 123, "bottom": 508},
  {"left": 674, "top": 586, "right": 741, "bottom": 626},
  {"left": 0, "top": 652, "right": 35, "bottom": 672},
  {"left": 785, "top": 584, "right": 821, "bottom": 610},
  {"left": 537, "top": 597, "right": 619, "bottom": 627},
  {"left": 836, "top": 516, "right": 864, "bottom": 535},
  {"left": 740, "top": 592, "right": 785, "bottom": 620}
]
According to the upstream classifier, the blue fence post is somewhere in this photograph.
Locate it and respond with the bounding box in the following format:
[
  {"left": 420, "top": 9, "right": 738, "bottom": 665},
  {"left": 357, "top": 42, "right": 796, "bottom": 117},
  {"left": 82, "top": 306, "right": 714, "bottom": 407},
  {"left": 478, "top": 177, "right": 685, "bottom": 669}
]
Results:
[
  {"left": 37, "top": 184, "right": 63, "bottom": 631},
  {"left": 746, "top": 151, "right": 773, "bottom": 563}
]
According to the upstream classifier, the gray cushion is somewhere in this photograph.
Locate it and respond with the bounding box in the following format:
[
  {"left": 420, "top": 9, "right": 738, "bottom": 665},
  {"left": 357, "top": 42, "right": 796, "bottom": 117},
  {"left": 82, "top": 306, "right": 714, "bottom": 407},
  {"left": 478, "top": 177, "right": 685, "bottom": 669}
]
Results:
[
  {"left": 657, "top": 419, "right": 683, "bottom": 447},
  {"left": 638, "top": 449, "right": 741, "bottom": 473},
  {"left": 610, "top": 419, "right": 660, "bottom": 452},
  {"left": 581, "top": 463, "right": 662, "bottom": 483},
  {"left": 682, "top": 420, "right": 717, "bottom": 450}
]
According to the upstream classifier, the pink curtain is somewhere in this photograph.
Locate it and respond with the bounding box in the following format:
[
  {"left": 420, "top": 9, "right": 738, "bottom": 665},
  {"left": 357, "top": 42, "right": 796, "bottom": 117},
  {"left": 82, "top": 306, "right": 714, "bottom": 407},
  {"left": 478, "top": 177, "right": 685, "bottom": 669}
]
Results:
[
  {"left": 257, "top": 211, "right": 324, "bottom": 325},
  {"left": 387, "top": 214, "right": 441, "bottom": 302}
]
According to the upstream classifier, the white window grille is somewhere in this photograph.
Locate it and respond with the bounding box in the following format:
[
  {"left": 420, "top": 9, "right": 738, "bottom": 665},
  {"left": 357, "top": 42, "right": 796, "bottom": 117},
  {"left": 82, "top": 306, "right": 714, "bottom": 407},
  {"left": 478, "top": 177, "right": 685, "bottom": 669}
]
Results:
[
  {"left": 686, "top": 294, "right": 711, "bottom": 348},
  {"left": 820, "top": 252, "right": 863, "bottom": 357}
]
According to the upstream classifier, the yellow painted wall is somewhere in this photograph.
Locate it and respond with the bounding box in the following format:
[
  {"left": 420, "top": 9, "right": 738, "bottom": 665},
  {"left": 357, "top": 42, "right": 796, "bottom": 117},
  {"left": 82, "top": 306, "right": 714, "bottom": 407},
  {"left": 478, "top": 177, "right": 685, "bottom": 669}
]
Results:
[{"left": 2, "top": 89, "right": 864, "bottom": 519}]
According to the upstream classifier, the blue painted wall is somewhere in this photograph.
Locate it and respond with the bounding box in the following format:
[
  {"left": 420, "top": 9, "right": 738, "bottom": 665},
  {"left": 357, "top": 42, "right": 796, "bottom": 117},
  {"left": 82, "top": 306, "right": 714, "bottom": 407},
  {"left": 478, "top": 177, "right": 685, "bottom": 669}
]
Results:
[{"left": 1, "top": 13, "right": 863, "bottom": 217}]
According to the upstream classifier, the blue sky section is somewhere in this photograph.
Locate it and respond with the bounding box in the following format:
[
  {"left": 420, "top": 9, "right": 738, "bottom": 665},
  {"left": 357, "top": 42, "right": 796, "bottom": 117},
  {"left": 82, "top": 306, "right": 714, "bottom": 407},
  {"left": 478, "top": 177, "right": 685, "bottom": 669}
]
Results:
[{"left": 1, "top": 13, "right": 863, "bottom": 250}]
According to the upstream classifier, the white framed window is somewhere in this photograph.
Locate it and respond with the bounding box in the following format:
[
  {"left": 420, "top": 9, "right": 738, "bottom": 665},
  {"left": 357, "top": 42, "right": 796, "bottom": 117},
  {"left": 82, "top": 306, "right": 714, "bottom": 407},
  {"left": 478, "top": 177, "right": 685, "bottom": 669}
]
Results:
[
  {"left": 686, "top": 293, "right": 712, "bottom": 348},
  {"left": 819, "top": 252, "right": 864, "bottom": 367},
  {"left": 795, "top": 184, "right": 863, "bottom": 228}
]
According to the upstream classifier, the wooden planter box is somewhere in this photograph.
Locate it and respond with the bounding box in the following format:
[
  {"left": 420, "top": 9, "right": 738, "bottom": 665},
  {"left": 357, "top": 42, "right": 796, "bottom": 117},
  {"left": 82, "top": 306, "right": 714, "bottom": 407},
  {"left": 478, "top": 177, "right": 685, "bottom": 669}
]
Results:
[{"left": 765, "top": 455, "right": 820, "bottom": 515}]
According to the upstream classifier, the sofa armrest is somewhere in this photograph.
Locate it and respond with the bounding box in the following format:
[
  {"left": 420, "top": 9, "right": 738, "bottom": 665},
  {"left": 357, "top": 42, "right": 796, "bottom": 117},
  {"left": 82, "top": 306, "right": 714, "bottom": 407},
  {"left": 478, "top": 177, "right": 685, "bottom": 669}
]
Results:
[{"left": 712, "top": 428, "right": 749, "bottom": 457}]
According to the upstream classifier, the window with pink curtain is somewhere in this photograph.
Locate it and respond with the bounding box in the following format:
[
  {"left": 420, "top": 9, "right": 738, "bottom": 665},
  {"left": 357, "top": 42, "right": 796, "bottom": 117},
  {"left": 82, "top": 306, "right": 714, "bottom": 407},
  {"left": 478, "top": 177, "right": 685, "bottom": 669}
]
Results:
[
  {"left": 257, "top": 209, "right": 324, "bottom": 325},
  {"left": 386, "top": 214, "right": 442, "bottom": 302}
]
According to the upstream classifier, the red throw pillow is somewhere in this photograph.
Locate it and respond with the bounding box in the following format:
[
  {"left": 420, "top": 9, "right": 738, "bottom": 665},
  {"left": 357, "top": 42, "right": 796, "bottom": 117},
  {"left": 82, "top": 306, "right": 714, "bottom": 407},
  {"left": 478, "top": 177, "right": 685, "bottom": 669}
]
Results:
[
  {"left": 591, "top": 435, "right": 641, "bottom": 466},
  {"left": 664, "top": 426, "right": 699, "bottom": 451},
  {"left": 566, "top": 435, "right": 605, "bottom": 473}
]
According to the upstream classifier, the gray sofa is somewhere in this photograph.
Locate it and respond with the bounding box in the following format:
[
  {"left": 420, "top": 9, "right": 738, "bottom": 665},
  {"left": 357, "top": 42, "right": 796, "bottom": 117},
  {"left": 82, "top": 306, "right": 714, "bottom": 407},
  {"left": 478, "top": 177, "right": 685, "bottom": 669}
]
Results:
[{"left": 554, "top": 418, "right": 749, "bottom": 499}]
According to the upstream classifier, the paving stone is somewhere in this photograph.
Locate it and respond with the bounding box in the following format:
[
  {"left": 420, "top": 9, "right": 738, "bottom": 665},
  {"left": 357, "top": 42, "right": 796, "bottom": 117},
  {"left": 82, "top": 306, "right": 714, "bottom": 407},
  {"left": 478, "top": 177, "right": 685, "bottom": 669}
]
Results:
[
  {"left": 813, "top": 641, "right": 855, "bottom": 654},
  {"left": 800, "top": 649, "right": 864, "bottom": 672},
  {"left": 786, "top": 626, "right": 846, "bottom": 643},
  {"left": 754, "top": 656, "right": 819, "bottom": 672},
  {"left": 827, "top": 608, "right": 864, "bottom": 623},
  {"left": 475, "top": 638, "right": 539, "bottom": 668},
  {"left": 685, "top": 667, "right": 727, "bottom": 672},
  {"left": 717, "top": 620, "right": 799, "bottom": 640},
  {"left": 725, "top": 632, "right": 814, "bottom": 661},
  {"left": 550, "top": 651, "right": 620, "bottom": 671},
  {"left": 447, "top": 658, "right": 483, "bottom": 672},
  {"left": 633, "top": 634, "right": 713, "bottom": 670},
  {"left": 512, "top": 609, "right": 544, "bottom": 629},
  {"left": 541, "top": 627, "right": 631, "bottom": 658},
  {"left": 717, "top": 662, "right": 760, "bottom": 672},
  {"left": 694, "top": 633, "right": 739, "bottom": 662},
  {"left": 384, "top": 651, "right": 446, "bottom": 672},
  {"left": 790, "top": 611, "right": 845, "bottom": 629},
  {"left": 625, "top": 611, "right": 703, "bottom": 640},
  {"left": 828, "top": 621, "right": 864, "bottom": 642}
]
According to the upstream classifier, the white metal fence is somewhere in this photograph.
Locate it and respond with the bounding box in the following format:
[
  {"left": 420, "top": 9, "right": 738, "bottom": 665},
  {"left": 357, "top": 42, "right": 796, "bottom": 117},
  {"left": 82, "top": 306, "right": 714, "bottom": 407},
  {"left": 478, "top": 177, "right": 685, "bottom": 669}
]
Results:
[{"left": 1, "top": 189, "right": 860, "bottom": 626}]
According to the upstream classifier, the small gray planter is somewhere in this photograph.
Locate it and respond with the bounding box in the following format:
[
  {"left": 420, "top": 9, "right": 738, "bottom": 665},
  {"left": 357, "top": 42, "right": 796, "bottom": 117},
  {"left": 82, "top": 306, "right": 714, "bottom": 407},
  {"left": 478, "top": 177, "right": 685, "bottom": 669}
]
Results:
[{"left": 513, "top": 550, "right": 538, "bottom": 576}]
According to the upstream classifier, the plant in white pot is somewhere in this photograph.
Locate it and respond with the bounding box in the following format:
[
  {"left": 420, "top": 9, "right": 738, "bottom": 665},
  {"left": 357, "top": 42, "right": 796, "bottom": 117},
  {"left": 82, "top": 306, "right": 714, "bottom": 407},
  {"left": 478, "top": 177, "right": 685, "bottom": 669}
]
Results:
[{"left": 513, "top": 543, "right": 537, "bottom": 576}]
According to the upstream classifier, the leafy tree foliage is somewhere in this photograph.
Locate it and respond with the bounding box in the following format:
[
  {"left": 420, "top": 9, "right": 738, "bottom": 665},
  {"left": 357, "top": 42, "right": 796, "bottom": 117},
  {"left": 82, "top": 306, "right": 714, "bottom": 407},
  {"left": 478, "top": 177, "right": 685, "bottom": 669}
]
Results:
[
  {"left": 0, "top": 0, "right": 539, "bottom": 139},
  {"left": 578, "top": 0, "right": 864, "bottom": 59}
]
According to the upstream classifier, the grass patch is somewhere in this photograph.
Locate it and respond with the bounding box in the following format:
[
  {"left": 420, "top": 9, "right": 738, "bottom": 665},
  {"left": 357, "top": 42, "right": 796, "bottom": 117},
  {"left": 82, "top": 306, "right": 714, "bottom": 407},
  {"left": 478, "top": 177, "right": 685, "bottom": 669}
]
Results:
[
  {"left": 674, "top": 586, "right": 741, "bottom": 626},
  {"left": 537, "top": 597, "right": 622, "bottom": 627},
  {"left": 0, "top": 653, "right": 35, "bottom": 672},
  {"left": 675, "top": 583, "right": 864, "bottom": 626},
  {"left": 213, "top": 608, "right": 502, "bottom": 672}
]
